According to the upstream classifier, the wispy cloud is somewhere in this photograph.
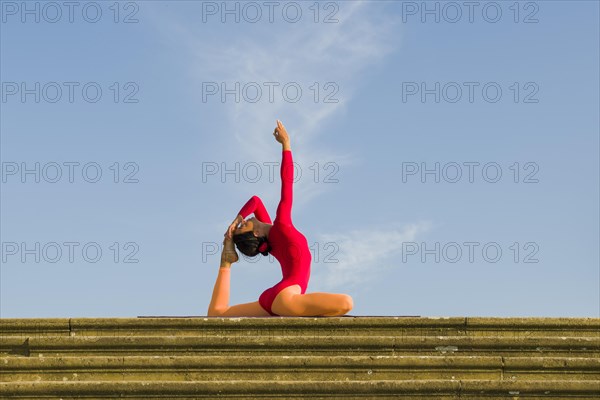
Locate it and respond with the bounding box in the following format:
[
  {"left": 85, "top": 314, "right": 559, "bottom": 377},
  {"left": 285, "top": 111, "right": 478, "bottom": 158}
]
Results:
[
  {"left": 149, "top": 4, "right": 432, "bottom": 293},
  {"left": 147, "top": 0, "right": 402, "bottom": 210},
  {"left": 311, "top": 221, "right": 433, "bottom": 291}
]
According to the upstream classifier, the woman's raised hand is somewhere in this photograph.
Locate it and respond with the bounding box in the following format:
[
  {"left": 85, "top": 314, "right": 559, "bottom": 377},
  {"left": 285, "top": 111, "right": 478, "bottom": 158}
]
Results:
[
  {"left": 225, "top": 214, "right": 243, "bottom": 239},
  {"left": 273, "top": 119, "right": 290, "bottom": 145}
]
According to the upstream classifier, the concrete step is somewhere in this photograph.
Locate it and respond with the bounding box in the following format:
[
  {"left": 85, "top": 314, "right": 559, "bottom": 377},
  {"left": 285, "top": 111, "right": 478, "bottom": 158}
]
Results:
[
  {"left": 2, "top": 317, "right": 598, "bottom": 398},
  {"left": 2, "top": 355, "right": 598, "bottom": 382},
  {"left": 1, "top": 379, "right": 598, "bottom": 399},
  {"left": 2, "top": 317, "right": 599, "bottom": 337},
  {"left": 2, "top": 334, "right": 598, "bottom": 357}
]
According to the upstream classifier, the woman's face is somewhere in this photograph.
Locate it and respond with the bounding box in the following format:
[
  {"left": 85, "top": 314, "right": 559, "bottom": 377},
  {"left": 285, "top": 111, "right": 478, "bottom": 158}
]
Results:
[{"left": 234, "top": 218, "right": 255, "bottom": 236}]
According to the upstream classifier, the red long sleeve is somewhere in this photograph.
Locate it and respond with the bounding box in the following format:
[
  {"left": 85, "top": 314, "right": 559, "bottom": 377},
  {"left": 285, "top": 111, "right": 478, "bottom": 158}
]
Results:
[
  {"left": 275, "top": 150, "right": 293, "bottom": 224},
  {"left": 237, "top": 196, "right": 272, "bottom": 224}
]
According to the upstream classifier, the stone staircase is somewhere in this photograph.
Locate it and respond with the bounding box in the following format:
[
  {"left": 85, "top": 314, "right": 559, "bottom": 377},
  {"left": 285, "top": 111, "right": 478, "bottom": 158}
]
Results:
[{"left": 1, "top": 316, "right": 598, "bottom": 399}]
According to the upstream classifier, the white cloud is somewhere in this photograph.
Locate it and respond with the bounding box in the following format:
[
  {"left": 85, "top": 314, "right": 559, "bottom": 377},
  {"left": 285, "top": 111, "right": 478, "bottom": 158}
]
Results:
[
  {"left": 146, "top": 0, "right": 402, "bottom": 210},
  {"left": 145, "top": 3, "right": 424, "bottom": 284},
  {"left": 311, "top": 221, "right": 433, "bottom": 291}
]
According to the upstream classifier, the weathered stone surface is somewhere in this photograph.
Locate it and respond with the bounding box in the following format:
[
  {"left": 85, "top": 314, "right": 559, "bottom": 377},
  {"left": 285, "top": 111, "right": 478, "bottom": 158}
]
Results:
[{"left": 1, "top": 317, "right": 598, "bottom": 398}]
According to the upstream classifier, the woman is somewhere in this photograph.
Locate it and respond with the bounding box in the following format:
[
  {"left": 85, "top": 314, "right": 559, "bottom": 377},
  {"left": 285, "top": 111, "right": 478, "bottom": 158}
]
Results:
[{"left": 207, "top": 120, "right": 354, "bottom": 317}]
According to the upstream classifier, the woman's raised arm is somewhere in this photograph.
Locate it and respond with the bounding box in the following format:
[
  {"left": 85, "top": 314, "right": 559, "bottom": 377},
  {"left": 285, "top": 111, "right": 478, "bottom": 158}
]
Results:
[
  {"left": 225, "top": 195, "right": 272, "bottom": 238},
  {"left": 238, "top": 195, "right": 272, "bottom": 223},
  {"left": 274, "top": 120, "right": 293, "bottom": 224}
]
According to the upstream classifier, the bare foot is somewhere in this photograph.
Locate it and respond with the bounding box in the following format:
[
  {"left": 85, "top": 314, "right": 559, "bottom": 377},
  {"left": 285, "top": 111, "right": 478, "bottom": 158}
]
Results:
[{"left": 221, "top": 237, "right": 239, "bottom": 264}]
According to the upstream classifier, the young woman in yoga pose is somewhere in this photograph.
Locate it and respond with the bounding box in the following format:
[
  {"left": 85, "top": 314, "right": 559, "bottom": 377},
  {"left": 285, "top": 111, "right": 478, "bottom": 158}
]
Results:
[{"left": 207, "top": 120, "right": 354, "bottom": 317}]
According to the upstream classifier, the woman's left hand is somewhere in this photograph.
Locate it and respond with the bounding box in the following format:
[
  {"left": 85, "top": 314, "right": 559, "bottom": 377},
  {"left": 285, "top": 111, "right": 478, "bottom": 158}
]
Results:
[{"left": 225, "top": 215, "right": 243, "bottom": 239}]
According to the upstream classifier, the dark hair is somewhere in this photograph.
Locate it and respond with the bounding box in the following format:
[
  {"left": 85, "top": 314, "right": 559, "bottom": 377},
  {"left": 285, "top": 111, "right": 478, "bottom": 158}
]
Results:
[{"left": 232, "top": 231, "right": 271, "bottom": 257}]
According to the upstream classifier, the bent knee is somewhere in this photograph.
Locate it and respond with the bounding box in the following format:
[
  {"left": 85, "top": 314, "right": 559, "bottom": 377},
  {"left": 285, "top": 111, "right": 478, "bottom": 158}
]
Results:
[{"left": 340, "top": 294, "right": 353, "bottom": 313}]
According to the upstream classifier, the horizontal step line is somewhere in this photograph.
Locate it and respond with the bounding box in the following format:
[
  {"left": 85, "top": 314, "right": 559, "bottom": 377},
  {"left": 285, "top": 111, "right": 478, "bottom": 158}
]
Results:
[
  {"left": 1, "top": 379, "right": 599, "bottom": 396},
  {"left": 3, "top": 355, "right": 599, "bottom": 370},
  {"left": 2, "top": 316, "right": 599, "bottom": 332}
]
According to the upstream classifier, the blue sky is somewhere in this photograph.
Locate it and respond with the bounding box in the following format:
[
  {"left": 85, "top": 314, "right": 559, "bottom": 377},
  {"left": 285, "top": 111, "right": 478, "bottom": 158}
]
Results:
[{"left": 1, "top": 0, "right": 598, "bottom": 318}]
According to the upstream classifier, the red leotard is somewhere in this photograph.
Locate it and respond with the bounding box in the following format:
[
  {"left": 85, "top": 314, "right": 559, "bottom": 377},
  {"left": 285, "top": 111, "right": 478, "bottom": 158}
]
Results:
[{"left": 237, "top": 150, "right": 311, "bottom": 316}]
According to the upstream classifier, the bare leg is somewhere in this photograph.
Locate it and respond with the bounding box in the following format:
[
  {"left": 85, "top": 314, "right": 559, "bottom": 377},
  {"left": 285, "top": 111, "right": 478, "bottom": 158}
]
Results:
[
  {"left": 207, "top": 265, "right": 231, "bottom": 316},
  {"left": 207, "top": 238, "right": 272, "bottom": 317},
  {"left": 272, "top": 286, "right": 353, "bottom": 317},
  {"left": 293, "top": 292, "right": 353, "bottom": 316}
]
